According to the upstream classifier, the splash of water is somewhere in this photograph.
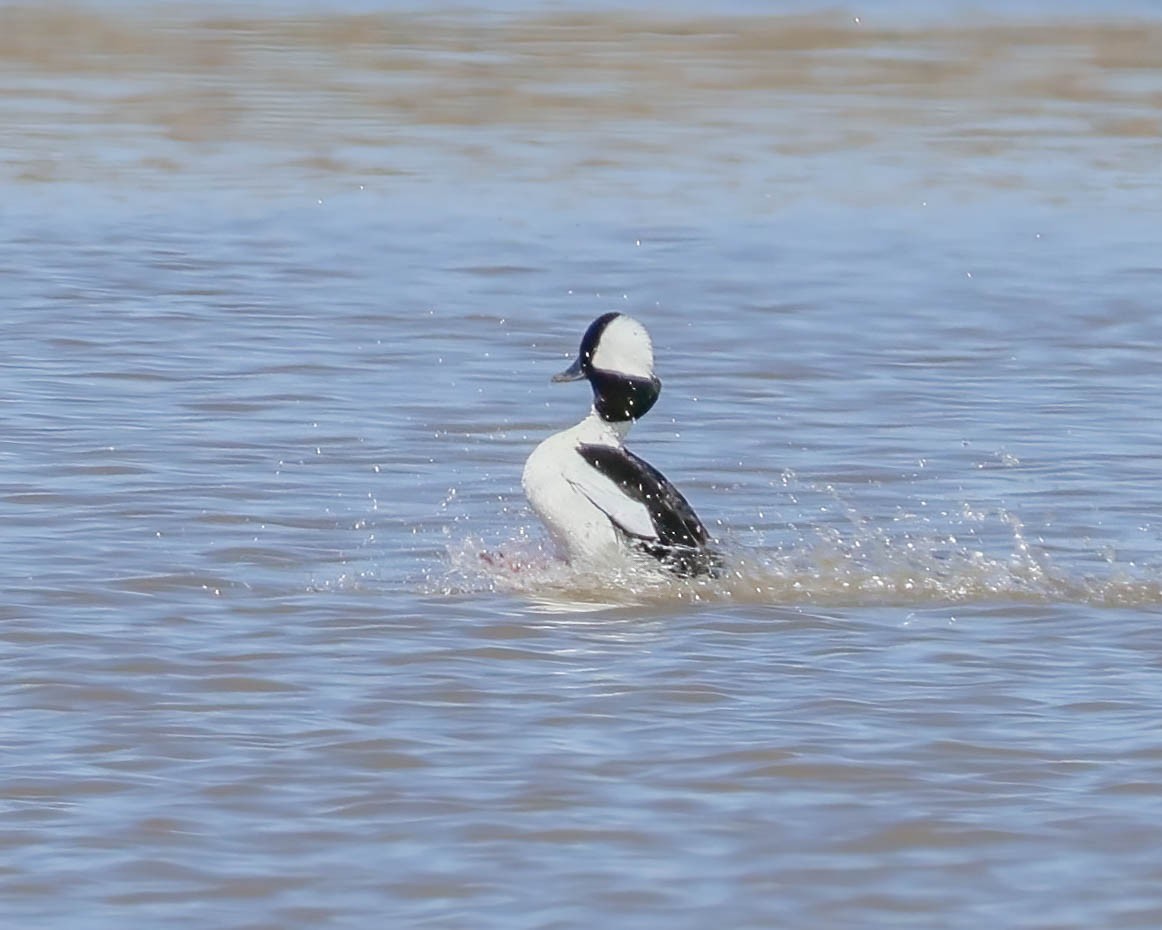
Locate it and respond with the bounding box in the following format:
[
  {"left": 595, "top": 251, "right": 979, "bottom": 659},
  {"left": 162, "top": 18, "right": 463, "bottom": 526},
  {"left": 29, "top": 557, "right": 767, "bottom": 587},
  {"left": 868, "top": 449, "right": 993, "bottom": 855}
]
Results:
[{"left": 432, "top": 504, "right": 1162, "bottom": 610}]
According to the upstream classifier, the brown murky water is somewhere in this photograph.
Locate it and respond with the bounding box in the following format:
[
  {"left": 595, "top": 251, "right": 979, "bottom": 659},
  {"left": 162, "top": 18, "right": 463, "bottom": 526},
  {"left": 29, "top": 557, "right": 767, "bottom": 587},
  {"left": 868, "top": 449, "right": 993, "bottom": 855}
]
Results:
[
  {"left": 3, "top": 5, "right": 1162, "bottom": 929},
  {"left": 3, "top": 6, "right": 1161, "bottom": 195}
]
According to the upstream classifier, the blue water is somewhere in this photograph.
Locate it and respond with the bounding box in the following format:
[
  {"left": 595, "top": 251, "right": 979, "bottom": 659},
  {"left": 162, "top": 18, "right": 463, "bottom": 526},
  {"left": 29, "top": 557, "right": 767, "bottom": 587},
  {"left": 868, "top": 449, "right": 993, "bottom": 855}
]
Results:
[{"left": 3, "top": 4, "right": 1162, "bottom": 929}]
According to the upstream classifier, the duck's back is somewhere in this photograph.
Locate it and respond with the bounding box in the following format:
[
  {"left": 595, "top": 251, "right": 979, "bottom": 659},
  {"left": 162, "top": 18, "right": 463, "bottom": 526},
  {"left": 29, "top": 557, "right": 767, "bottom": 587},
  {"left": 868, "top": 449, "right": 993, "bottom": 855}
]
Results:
[
  {"left": 521, "top": 424, "right": 629, "bottom": 567},
  {"left": 523, "top": 420, "right": 719, "bottom": 576}
]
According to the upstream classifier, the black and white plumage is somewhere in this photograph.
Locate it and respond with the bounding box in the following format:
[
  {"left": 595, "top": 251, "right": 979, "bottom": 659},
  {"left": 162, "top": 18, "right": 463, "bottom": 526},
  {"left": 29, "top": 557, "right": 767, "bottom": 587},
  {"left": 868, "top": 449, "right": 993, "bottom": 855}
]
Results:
[{"left": 522, "top": 312, "right": 719, "bottom": 577}]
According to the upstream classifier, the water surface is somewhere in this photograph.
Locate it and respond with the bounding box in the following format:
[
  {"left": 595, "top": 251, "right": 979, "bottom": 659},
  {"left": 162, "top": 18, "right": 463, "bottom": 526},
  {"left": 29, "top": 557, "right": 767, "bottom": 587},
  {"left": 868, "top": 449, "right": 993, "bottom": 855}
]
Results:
[{"left": 3, "top": 4, "right": 1162, "bottom": 928}]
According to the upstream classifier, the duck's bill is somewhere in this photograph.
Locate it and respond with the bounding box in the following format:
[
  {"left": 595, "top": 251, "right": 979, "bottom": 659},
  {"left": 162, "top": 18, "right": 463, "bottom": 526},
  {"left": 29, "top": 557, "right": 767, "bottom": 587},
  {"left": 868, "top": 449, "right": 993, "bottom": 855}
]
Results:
[{"left": 551, "top": 357, "right": 585, "bottom": 383}]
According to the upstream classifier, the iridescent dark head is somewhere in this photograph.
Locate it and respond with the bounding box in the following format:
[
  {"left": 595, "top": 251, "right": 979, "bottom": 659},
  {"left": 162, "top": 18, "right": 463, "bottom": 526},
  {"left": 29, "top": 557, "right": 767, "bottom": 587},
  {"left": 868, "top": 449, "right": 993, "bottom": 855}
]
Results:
[{"left": 552, "top": 312, "right": 661, "bottom": 422}]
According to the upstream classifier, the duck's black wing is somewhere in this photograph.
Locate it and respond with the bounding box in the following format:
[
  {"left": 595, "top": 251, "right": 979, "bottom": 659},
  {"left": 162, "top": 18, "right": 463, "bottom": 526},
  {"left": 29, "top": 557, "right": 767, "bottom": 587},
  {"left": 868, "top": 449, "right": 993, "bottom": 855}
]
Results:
[{"left": 576, "top": 443, "right": 720, "bottom": 576}]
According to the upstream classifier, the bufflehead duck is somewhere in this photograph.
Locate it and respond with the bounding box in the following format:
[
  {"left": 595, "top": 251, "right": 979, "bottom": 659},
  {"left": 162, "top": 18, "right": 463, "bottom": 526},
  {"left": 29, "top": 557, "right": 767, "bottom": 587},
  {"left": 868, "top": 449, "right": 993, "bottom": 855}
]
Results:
[{"left": 522, "top": 312, "right": 719, "bottom": 577}]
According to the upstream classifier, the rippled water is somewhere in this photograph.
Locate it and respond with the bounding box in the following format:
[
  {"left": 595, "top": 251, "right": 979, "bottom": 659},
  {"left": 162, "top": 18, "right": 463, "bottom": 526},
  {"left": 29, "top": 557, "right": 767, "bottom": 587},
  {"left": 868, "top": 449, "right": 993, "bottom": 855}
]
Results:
[{"left": 4, "top": 3, "right": 1162, "bottom": 928}]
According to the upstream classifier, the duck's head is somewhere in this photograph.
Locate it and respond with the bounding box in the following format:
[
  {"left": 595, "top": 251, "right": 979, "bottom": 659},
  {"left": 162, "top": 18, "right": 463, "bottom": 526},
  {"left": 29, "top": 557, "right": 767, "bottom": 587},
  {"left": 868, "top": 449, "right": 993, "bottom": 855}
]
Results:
[{"left": 552, "top": 312, "right": 661, "bottom": 422}]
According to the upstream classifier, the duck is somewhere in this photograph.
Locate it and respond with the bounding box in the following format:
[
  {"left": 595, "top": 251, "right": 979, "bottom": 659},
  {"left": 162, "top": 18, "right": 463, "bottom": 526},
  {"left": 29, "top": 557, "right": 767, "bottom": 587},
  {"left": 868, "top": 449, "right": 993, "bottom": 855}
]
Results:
[{"left": 522, "top": 312, "right": 719, "bottom": 577}]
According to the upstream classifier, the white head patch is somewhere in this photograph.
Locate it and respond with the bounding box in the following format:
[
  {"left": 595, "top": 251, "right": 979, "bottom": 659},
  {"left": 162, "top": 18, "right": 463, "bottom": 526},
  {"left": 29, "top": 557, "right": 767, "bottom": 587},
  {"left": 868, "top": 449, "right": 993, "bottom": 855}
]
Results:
[{"left": 590, "top": 315, "right": 655, "bottom": 379}]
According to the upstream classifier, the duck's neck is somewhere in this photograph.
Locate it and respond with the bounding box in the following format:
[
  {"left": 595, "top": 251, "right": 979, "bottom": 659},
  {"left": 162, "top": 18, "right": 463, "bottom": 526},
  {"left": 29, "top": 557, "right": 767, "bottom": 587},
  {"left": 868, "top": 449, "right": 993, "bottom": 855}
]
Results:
[{"left": 578, "top": 408, "right": 634, "bottom": 443}]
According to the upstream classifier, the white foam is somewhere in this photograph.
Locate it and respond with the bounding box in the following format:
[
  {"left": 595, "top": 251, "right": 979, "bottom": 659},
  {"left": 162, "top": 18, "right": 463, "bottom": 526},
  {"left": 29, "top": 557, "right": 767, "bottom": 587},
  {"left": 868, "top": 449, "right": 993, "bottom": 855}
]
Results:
[{"left": 433, "top": 507, "right": 1162, "bottom": 610}]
